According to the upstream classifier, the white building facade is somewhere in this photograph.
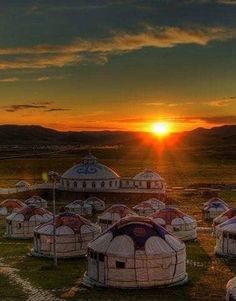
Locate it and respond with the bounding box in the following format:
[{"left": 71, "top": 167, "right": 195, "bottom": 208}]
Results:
[{"left": 59, "top": 155, "right": 166, "bottom": 195}]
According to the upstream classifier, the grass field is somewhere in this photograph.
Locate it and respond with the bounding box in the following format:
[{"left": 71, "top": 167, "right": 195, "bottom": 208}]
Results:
[{"left": 0, "top": 147, "right": 235, "bottom": 300}]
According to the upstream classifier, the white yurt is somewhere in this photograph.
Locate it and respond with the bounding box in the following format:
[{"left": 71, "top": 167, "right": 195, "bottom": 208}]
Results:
[
  {"left": 213, "top": 208, "right": 236, "bottom": 232},
  {"left": 0, "top": 199, "right": 26, "bottom": 216},
  {"left": 25, "top": 196, "right": 48, "bottom": 209},
  {"left": 97, "top": 204, "right": 137, "bottom": 231},
  {"left": 85, "top": 197, "right": 106, "bottom": 212},
  {"left": 132, "top": 169, "right": 166, "bottom": 193},
  {"left": 32, "top": 212, "right": 100, "bottom": 258},
  {"left": 226, "top": 276, "right": 236, "bottom": 301},
  {"left": 65, "top": 200, "right": 92, "bottom": 216},
  {"left": 149, "top": 208, "right": 197, "bottom": 241},
  {"left": 133, "top": 198, "right": 165, "bottom": 216},
  {"left": 5, "top": 205, "right": 52, "bottom": 239},
  {"left": 215, "top": 216, "right": 236, "bottom": 257},
  {"left": 203, "top": 199, "right": 229, "bottom": 221},
  {"left": 84, "top": 216, "right": 188, "bottom": 288},
  {"left": 15, "top": 181, "right": 30, "bottom": 190}
]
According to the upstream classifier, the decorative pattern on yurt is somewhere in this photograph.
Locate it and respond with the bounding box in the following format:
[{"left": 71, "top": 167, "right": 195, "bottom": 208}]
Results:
[
  {"left": 32, "top": 212, "right": 100, "bottom": 258},
  {"left": 6, "top": 205, "right": 52, "bottom": 238},
  {"left": 0, "top": 199, "right": 26, "bottom": 216},
  {"left": 85, "top": 216, "right": 188, "bottom": 288},
  {"left": 149, "top": 208, "right": 197, "bottom": 241}
]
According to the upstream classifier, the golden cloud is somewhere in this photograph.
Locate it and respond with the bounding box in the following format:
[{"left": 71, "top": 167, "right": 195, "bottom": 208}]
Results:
[{"left": 0, "top": 26, "right": 235, "bottom": 69}]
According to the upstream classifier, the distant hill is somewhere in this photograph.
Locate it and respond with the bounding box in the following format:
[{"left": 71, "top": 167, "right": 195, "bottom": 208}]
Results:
[{"left": 0, "top": 124, "right": 235, "bottom": 148}]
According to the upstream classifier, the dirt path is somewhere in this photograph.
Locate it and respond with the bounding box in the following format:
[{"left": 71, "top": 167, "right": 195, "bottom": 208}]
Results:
[{"left": 0, "top": 259, "right": 66, "bottom": 301}]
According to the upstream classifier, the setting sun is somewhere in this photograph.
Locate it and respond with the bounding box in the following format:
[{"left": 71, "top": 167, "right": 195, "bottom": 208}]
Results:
[{"left": 152, "top": 122, "right": 170, "bottom": 137}]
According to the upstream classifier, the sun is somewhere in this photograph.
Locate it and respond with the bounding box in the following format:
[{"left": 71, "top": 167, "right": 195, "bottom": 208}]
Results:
[{"left": 151, "top": 122, "right": 170, "bottom": 137}]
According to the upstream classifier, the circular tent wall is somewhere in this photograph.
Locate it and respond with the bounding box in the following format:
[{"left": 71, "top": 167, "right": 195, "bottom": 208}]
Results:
[
  {"left": 215, "top": 216, "right": 236, "bottom": 257},
  {"left": 65, "top": 200, "right": 92, "bottom": 216},
  {"left": 85, "top": 216, "right": 187, "bottom": 288},
  {"left": 25, "top": 196, "right": 48, "bottom": 209},
  {"left": 0, "top": 199, "right": 26, "bottom": 216},
  {"left": 85, "top": 197, "right": 106, "bottom": 212},
  {"left": 226, "top": 276, "right": 236, "bottom": 301},
  {"left": 32, "top": 212, "right": 100, "bottom": 258},
  {"left": 203, "top": 201, "right": 229, "bottom": 221},
  {"left": 97, "top": 204, "right": 137, "bottom": 231},
  {"left": 213, "top": 208, "right": 236, "bottom": 233},
  {"left": 61, "top": 154, "right": 120, "bottom": 192},
  {"left": 149, "top": 208, "right": 197, "bottom": 241},
  {"left": 133, "top": 199, "right": 165, "bottom": 216},
  {"left": 6, "top": 205, "right": 52, "bottom": 239}
]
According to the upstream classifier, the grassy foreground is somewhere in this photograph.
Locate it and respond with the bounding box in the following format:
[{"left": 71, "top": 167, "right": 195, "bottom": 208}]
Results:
[{"left": 0, "top": 148, "right": 235, "bottom": 300}]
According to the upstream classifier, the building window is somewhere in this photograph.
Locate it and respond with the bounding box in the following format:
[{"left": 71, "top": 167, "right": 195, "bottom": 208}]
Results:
[
  {"left": 98, "top": 253, "right": 104, "bottom": 262},
  {"left": 109, "top": 181, "right": 113, "bottom": 187},
  {"left": 92, "top": 182, "right": 96, "bottom": 188},
  {"left": 101, "top": 181, "right": 105, "bottom": 188},
  {"left": 74, "top": 181, "right": 77, "bottom": 188},
  {"left": 82, "top": 181, "right": 86, "bottom": 188},
  {"left": 67, "top": 181, "right": 70, "bottom": 187},
  {"left": 116, "top": 261, "right": 125, "bottom": 269}
]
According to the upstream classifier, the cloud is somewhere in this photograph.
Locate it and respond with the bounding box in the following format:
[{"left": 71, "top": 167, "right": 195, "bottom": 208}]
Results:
[
  {"left": 208, "top": 96, "right": 236, "bottom": 107},
  {"left": 4, "top": 104, "right": 47, "bottom": 112},
  {"left": 45, "top": 108, "right": 71, "bottom": 112},
  {"left": 3, "top": 101, "right": 70, "bottom": 113},
  {"left": 0, "top": 26, "right": 235, "bottom": 70},
  {"left": 0, "top": 77, "right": 20, "bottom": 82},
  {"left": 144, "top": 101, "right": 194, "bottom": 107}
]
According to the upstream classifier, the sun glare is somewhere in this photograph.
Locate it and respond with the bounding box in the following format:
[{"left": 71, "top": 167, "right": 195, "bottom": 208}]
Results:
[{"left": 152, "top": 122, "right": 170, "bottom": 137}]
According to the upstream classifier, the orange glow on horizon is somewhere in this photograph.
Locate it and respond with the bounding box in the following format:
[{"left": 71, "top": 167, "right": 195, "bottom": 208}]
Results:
[{"left": 150, "top": 122, "right": 171, "bottom": 137}]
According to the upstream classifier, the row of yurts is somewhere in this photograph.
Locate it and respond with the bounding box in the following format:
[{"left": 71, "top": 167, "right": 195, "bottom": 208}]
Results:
[{"left": 0, "top": 193, "right": 235, "bottom": 289}]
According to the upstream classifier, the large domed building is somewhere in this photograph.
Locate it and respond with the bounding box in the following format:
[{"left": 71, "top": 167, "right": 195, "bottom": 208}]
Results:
[
  {"left": 59, "top": 155, "right": 166, "bottom": 200},
  {"left": 60, "top": 154, "right": 120, "bottom": 191}
]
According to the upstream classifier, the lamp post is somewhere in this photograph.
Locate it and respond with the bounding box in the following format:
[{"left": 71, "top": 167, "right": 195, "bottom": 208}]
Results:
[{"left": 48, "top": 171, "right": 61, "bottom": 267}]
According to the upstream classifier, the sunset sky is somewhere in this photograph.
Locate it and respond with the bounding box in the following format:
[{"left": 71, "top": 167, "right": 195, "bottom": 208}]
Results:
[{"left": 0, "top": 0, "right": 236, "bottom": 132}]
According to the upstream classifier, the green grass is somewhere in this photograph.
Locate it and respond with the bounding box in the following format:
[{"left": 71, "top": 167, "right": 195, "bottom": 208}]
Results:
[{"left": 0, "top": 148, "right": 235, "bottom": 300}]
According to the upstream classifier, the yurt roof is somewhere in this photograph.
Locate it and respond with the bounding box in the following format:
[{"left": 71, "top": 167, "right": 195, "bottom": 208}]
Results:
[
  {"left": 15, "top": 180, "right": 30, "bottom": 187},
  {"left": 61, "top": 154, "right": 119, "bottom": 180},
  {"left": 214, "top": 208, "right": 236, "bottom": 224},
  {"left": 6, "top": 205, "right": 52, "bottom": 222},
  {"left": 99, "top": 204, "right": 136, "bottom": 219},
  {"left": 35, "top": 212, "right": 98, "bottom": 235},
  {"left": 89, "top": 216, "right": 184, "bottom": 254},
  {"left": 133, "top": 169, "right": 163, "bottom": 181},
  {"left": 205, "top": 197, "right": 228, "bottom": 207},
  {"left": 25, "top": 195, "right": 47, "bottom": 204},
  {"left": 204, "top": 201, "right": 228, "bottom": 211},
  {"left": 133, "top": 199, "right": 165, "bottom": 210},
  {"left": 149, "top": 208, "right": 195, "bottom": 225},
  {"left": 216, "top": 216, "right": 236, "bottom": 234},
  {"left": 0, "top": 199, "right": 26, "bottom": 210}
]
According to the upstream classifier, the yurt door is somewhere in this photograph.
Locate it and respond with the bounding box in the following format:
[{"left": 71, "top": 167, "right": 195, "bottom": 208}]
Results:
[{"left": 97, "top": 253, "right": 105, "bottom": 283}]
